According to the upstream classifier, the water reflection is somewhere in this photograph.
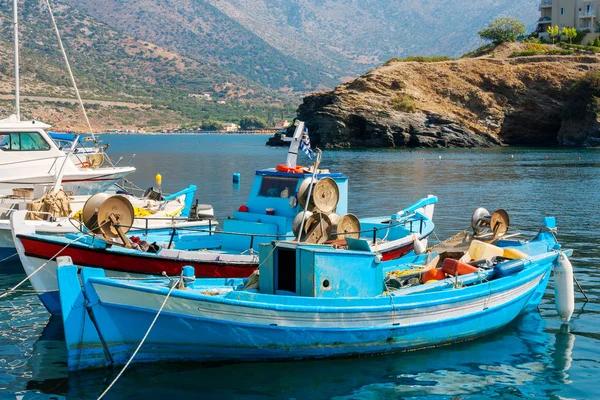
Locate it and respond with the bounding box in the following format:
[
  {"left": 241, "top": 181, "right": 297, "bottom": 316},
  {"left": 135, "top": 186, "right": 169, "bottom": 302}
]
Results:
[
  {"left": 2, "top": 136, "right": 598, "bottom": 399},
  {"left": 552, "top": 324, "right": 575, "bottom": 383},
  {"left": 20, "top": 312, "right": 580, "bottom": 400}
]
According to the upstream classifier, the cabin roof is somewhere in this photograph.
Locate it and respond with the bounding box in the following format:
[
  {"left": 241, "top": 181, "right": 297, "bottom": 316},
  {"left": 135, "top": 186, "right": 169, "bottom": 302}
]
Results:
[
  {"left": 0, "top": 115, "right": 52, "bottom": 130},
  {"left": 256, "top": 168, "right": 346, "bottom": 178}
]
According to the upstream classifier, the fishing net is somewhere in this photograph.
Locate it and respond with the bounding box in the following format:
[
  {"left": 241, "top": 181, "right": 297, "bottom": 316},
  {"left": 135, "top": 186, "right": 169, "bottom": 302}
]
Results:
[{"left": 25, "top": 190, "right": 72, "bottom": 221}]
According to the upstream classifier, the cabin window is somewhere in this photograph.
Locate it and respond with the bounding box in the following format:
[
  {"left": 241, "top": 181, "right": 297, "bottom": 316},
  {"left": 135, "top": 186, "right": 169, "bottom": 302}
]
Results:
[
  {"left": 276, "top": 248, "right": 297, "bottom": 293},
  {"left": 0, "top": 132, "right": 51, "bottom": 151},
  {"left": 259, "top": 176, "right": 299, "bottom": 198}
]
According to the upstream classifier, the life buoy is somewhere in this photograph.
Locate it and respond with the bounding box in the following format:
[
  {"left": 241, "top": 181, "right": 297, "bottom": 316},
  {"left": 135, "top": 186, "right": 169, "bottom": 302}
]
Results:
[
  {"left": 276, "top": 164, "right": 306, "bottom": 174},
  {"left": 77, "top": 161, "right": 90, "bottom": 168}
]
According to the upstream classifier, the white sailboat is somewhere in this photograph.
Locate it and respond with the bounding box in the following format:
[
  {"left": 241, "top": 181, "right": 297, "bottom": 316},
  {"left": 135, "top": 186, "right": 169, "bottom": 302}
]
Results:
[{"left": 0, "top": 0, "right": 136, "bottom": 197}]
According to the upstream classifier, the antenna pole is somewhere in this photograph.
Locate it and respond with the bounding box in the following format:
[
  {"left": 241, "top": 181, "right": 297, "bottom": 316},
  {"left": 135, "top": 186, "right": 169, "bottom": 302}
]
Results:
[{"left": 13, "top": 0, "right": 20, "bottom": 121}]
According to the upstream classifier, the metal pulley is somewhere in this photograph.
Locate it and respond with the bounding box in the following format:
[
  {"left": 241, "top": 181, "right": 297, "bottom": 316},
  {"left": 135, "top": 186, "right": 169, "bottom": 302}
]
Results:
[
  {"left": 82, "top": 193, "right": 135, "bottom": 246},
  {"left": 292, "top": 211, "right": 313, "bottom": 237},
  {"left": 471, "top": 207, "right": 510, "bottom": 239},
  {"left": 312, "top": 177, "right": 339, "bottom": 213},
  {"left": 87, "top": 153, "right": 105, "bottom": 168},
  {"left": 335, "top": 214, "right": 361, "bottom": 239},
  {"left": 302, "top": 212, "right": 332, "bottom": 244},
  {"left": 297, "top": 177, "right": 339, "bottom": 213}
]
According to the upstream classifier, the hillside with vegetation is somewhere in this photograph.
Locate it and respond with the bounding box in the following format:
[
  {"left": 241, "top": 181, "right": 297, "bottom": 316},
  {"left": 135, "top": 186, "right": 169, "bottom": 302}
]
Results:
[
  {"left": 0, "top": 0, "right": 296, "bottom": 130},
  {"left": 60, "top": 0, "right": 337, "bottom": 92},
  {"left": 63, "top": 0, "right": 539, "bottom": 86}
]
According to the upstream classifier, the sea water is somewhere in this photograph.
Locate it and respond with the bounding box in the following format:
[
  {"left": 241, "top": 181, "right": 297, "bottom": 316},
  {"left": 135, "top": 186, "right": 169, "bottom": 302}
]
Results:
[{"left": 0, "top": 134, "right": 598, "bottom": 399}]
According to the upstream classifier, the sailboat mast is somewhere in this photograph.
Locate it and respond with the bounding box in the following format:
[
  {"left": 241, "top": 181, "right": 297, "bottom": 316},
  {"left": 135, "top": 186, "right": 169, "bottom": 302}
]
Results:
[{"left": 13, "top": 0, "right": 21, "bottom": 121}]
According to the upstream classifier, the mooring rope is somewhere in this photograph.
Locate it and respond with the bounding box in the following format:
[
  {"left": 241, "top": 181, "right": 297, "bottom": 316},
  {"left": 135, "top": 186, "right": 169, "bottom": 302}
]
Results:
[
  {"left": 97, "top": 277, "right": 179, "bottom": 400},
  {"left": 0, "top": 253, "right": 18, "bottom": 263},
  {"left": 0, "top": 236, "right": 85, "bottom": 299}
]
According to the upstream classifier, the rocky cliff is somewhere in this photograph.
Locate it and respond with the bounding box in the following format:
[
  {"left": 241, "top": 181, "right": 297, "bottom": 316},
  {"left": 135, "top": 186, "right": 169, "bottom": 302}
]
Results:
[{"left": 291, "top": 44, "right": 600, "bottom": 148}]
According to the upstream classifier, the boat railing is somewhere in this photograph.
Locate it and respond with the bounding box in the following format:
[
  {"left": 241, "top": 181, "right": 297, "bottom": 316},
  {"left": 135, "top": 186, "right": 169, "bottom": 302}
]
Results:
[
  {"left": 62, "top": 214, "right": 428, "bottom": 256},
  {"left": 117, "top": 215, "right": 430, "bottom": 252}
]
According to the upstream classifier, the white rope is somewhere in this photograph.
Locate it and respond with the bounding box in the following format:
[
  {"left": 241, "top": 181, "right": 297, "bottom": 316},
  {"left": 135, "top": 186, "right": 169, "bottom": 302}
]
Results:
[
  {"left": 0, "top": 235, "right": 85, "bottom": 299},
  {"left": 0, "top": 253, "right": 18, "bottom": 263},
  {"left": 43, "top": 0, "right": 95, "bottom": 141},
  {"left": 97, "top": 279, "right": 178, "bottom": 400}
]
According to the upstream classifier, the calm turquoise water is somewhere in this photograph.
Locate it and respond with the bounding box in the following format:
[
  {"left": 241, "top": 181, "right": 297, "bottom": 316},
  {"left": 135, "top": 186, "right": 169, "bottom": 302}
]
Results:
[{"left": 1, "top": 134, "right": 599, "bottom": 399}]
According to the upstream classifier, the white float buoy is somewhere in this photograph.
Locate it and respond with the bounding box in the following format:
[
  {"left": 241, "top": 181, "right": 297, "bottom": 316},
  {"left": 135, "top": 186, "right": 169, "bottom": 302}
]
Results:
[
  {"left": 554, "top": 252, "right": 575, "bottom": 323},
  {"left": 413, "top": 234, "right": 426, "bottom": 255}
]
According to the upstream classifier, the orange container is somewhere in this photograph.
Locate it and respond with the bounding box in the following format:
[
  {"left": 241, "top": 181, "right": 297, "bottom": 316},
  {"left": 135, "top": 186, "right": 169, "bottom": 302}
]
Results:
[
  {"left": 442, "top": 258, "right": 478, "bottom": 276},
  {"left": 422, "top": 268, "right": 446, "bottom": 283}
]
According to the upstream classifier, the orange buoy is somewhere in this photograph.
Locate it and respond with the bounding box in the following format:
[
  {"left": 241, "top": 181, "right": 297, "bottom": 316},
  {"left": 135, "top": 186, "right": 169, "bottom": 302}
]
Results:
[
  {"left": 422, "top": 268, "right": 446, "bottom": 283},
  {"left": 442, "top": 258, "right": 478, "bottom": 276},
  {"left": 276, "top": 164, "right": 306, "bottom": 174}
]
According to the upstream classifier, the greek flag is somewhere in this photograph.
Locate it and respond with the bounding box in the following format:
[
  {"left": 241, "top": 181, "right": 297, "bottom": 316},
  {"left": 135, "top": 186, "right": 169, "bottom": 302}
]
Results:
[{"left": 300, "top": 127, "right": 313, "bottom": 160}]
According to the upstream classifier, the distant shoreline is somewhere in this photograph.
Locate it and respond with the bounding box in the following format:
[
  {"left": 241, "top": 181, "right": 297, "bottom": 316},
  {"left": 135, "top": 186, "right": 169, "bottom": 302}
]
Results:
[{"left": 95, "top": 130, "right": 279, "bottom": 135}]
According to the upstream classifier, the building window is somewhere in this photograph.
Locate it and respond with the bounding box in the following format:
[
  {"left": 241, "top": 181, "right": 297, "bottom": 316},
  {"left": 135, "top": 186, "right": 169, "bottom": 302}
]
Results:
[{"left": 561, "top": 7, "right": 565, "bottom": 15}]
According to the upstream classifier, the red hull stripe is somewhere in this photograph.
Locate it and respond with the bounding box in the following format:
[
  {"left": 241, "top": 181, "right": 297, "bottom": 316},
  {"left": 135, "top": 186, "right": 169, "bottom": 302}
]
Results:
[
  {"left": 18, "top": 235, "right": 256, "bottom": 278},
  {"left": 381, "top": 243, "right": 414, "bottom": 262}
]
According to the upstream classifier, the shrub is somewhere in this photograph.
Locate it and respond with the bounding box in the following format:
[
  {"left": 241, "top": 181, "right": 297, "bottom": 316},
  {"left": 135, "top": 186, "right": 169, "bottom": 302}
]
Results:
[
  {"left": 558, "top": 42, "right": 600, "bottom": 53},
  {"left": 478, "top": 18, "right": 526, "bottom": 45},
  {"left": 461, "top": 44, "right": 496, "bottom": 58},
  {"left": 392, "top": 94, "right": 416, "bottom": 113},
  {"left": 384, "top": 56, "right": 453, "bottom": 65},
  {"left": 201, "top": 120, "right": 223, "bottom": 130},
  {"left": 563, "top": 70, "right": 600, "bottom": 119},
  {"left": 525, "top": 43, "right": 548, "bottom": 53},
  {"left": 239, "top": 115, "right": 267, "bottom": 130},
  {"left": 511, "top": 49, "right": 573, "bottom": 57},
  {"left": 573, "top": 30, "right": 587, "bottom": 44}
]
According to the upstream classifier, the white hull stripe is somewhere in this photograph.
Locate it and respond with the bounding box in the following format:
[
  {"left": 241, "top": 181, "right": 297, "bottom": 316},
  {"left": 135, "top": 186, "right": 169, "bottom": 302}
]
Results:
[{"left": 92, "top": 271, "right": 545, "bottom": 329}]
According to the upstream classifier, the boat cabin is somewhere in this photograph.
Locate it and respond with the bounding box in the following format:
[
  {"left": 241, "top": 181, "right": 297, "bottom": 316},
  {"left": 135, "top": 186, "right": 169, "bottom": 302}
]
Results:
[
  {"left": 258, "top": 241, "right": 383, "bottom": 298},
  {"left": 219, "top": 168, "right": 348, "bottom": 252}
]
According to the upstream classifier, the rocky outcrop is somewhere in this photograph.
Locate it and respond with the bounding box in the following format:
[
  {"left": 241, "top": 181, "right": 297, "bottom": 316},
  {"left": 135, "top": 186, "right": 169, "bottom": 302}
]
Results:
[{"left": 285, "top": 44, "right": 600, "bottom": 148}]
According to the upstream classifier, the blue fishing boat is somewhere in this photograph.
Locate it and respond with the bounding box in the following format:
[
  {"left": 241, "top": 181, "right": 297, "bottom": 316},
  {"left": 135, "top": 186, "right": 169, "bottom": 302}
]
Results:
[
  {"left": 12, "top": 122, "right": 437, "bottom": 316},
  {"left": 56, "top": 215, "right": 575, "bottom": 371}
]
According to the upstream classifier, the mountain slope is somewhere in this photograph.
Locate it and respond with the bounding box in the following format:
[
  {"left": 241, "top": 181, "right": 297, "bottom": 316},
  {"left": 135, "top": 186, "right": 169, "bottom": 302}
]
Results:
[
  {"left": 60, "top": 0, "right": 337, "bottom": 92},
  {"left": 205, "top": 0, "right": 540, "bottom": 75},
  {"left": 0, "top": 0, "right": 280, "bottom": 101},
  {"left": 62, "top": 0, "right": 539, "bottom": 86}
]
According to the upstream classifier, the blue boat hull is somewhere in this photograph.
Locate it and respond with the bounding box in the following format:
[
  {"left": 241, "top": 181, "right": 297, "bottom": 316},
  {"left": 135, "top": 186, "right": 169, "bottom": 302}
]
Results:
[{"left": 60, "top": 255, "right": 555, "bottom": 371}]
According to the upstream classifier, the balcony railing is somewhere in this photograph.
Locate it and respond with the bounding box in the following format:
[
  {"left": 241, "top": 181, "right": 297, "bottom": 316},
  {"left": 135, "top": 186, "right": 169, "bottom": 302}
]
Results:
[
  {"left": 579, "top": 9, "right": 595, "bottom": 17},
  {"left": 539, "top": 0, "right": 552, "bottom": 8},
  {"left": 538, "top": 16, "right": 552, "bottom": 23}
]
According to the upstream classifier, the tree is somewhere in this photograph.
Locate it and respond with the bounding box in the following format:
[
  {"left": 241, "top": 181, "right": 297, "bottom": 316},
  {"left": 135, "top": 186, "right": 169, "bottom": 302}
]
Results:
[
  {"left": 201, "top": 120, "right": 223, "bottom": 131},
  {"left": 239, "top": 116, "right": 267, "bottom": 130},
  {"left": 561, "top": 26, "right": 577, "bottom": 44},
  {"left": 478, "top": 18, "right": 527, "bottom": 45},
  {"left": 547, "top": 25, "right": 560, "bottom": 44}
]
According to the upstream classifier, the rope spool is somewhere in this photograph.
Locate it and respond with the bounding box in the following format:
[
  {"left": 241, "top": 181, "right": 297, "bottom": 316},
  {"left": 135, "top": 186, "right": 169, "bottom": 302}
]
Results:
[
  {"left": 302, "top": 212, "right": 332, "bottom": 244},
  {"left": 312, "top": 177, "right": 339, "bottom": 213},
  {"left": 297, "top": 178, "right": 316, "bottom": 211},
  {"left": 82, "top": 193, "right": 134, "bottom": 239},
  {"left": 336, "top": 214, "right": 361, "bottom": 239},
  {"left": 87, "top": 153, "right": 104, "bottom": 168},
  {"left": 471, "top": 207, "right": 510, "bottom": 238},
  {"left": 297, "top": 177, "right": 339, "bottom": 213},
  {"left": 292, "top": 211, "right": 313, "bottom": 237}
]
